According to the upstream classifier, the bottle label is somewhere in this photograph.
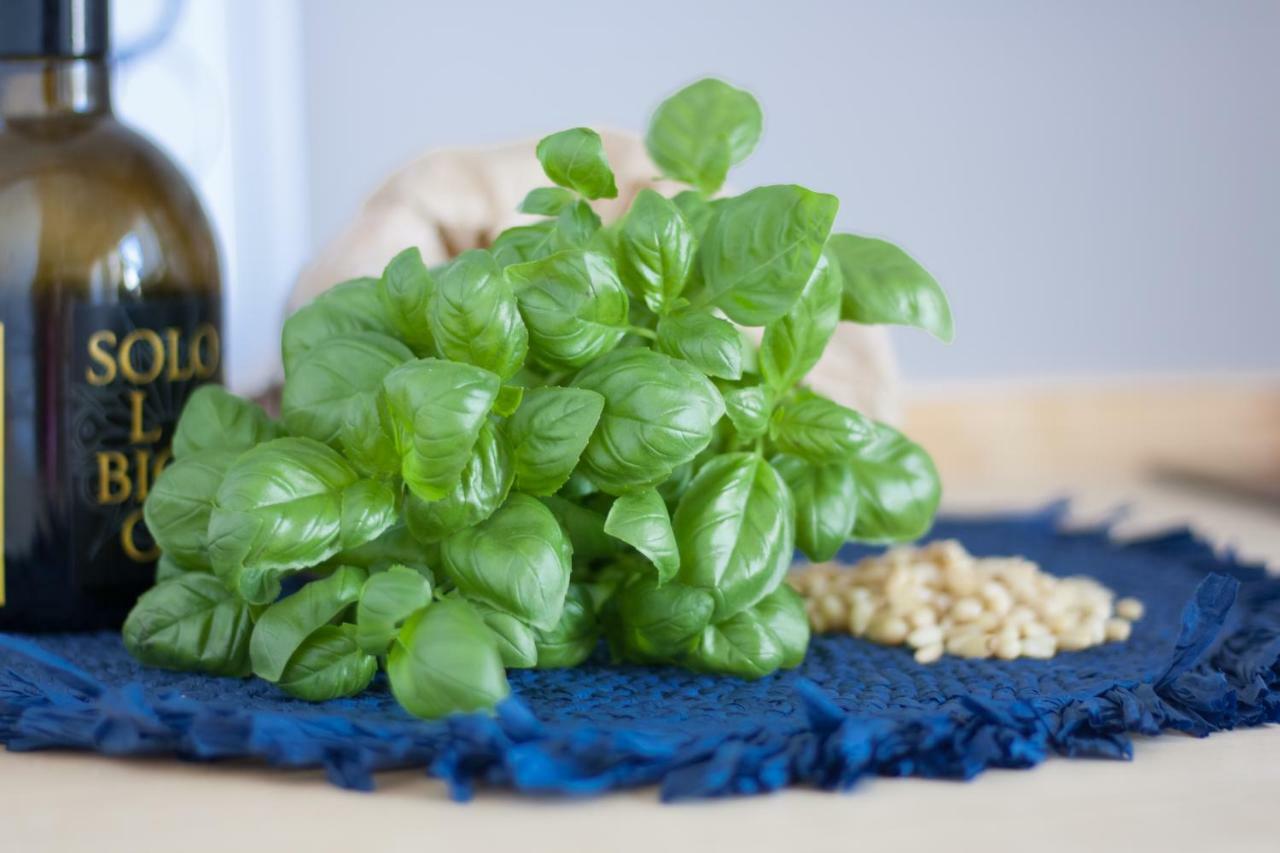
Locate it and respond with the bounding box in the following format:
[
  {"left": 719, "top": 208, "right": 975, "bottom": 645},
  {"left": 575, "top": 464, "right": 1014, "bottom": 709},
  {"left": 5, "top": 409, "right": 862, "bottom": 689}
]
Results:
[{"left": 66, "top": 297, "right": 221, "bottom": 589}]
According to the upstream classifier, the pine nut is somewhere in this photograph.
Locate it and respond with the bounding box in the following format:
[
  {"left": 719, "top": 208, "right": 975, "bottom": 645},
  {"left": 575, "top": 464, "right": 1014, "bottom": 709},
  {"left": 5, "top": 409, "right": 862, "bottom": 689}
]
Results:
[
  {"left": 914, "top": 643, "right": 944, "bottom": 664},
  {"left": 1115, "top": 598, "right": 1144, "bottom": 621},
  {"left": 1105, "top": 617, "right": 1132, "bottom": 642}
]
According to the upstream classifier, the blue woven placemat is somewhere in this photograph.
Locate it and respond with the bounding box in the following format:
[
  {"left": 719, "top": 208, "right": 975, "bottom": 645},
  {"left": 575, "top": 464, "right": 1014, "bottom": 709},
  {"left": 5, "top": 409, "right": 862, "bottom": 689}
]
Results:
[{"left": 2, "top": 506, "right": 1278, "bottom": 801}]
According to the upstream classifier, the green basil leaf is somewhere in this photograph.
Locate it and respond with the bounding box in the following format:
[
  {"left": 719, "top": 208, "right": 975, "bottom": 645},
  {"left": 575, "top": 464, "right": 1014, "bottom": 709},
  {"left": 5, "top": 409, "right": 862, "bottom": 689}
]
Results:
[
  {"left": 535, "top": 127, "right": 618, "bottom": 200},
  {"left": 655, "top": 460, "right": 695, "bottom": 507},
  {"left": 750, "top": 584, "right": 810, "bottom": 669},
  {"left": 277, "top": 624, "right": 377, "bottom": 701},
  {"left": 828, "top": 233, "right": 953, "bottom": 343},
  {"left": 381, "top": 358, "right": 501, "bottom": 501},
  {"left": 404, "top": 420, "right": 512, "bottom": 543},
  {"left": 655, "top": 311, "right": 743, "bottom": 380},
  {"left": 208, "top": 438, "right": 384, "bottom": 604},
  {"left": 427, "top": 249, "right": 528, "bottom": 380},
  {"left": 507, "top": 249, "right": 630, "bottom": 370},
  {"left": 772, "top": 453, "right": 857, "bottom": 562},
  {"left": 571, "top": 348, "right": 725, "bottom": 495},
  {"left": 606, "top": 574, "right": 714, "bottom": 662},
  {"left": 645, "top": 78, "right": 762, "bottom": 195},
  {"left": 694, "top": 185, "right": 838, "bottom": 326},
  {"left": 493, "top": 384, "right": 524, "bottom": 417},
  {"left": 534, "top": 584, "right": 598, "bottom": 668},
  {"left": 672, "top": 190, "right": 718, "bottom": 240},
  {"left": 552, "top": 200, "right": 603, "bottom": 251},
  {"left": 171, "top": 385, "right": 281, "bottom": 459},
  {"left": 475, "top": 605, "right": 538, "bottom": 669},
  {"left": 440, "top": 494, "right": 572, "bottom": 630},
  {"left": 759, "top": 250, "right": 841, "bottom": 392},
  {"left": 685, "top": 608, "right": 785, "bottom": 680},
  {"left": 769, "top": 391, "right": 873, "bottom": 463},
  {"left": 337, "top": 403, "right": 400, "bottom": 477},
  {"left": 722, "top": 386, "right": 770, "bottom": 441},
  {"left": 387, "top": 598, "right": 509, "bottom": 719},
  {"left": 380, "top": 247, "right": 436, "bottom": 355},
  {"left": 123, "top": 574, "right": 257, "bottom": 677},
  {"left": 504, "top": 386, "right": 605, "bottom": 496},
  {"left": 249, "top": 565, "right": 367, "bottom": 682},
  {"left": 673, "top": 452, "right": 794, "bottom": 619},
  {"left": 355, "top": 565, "right": 433, "bottom": 655},
  {"left": 518, "top": 186, "right": 575, "bottom": 216},
  {"left": 281, "top": 331, "right": 413, "bottom": 447},
  {"left": 539, "top": 495, "right": 619, "bottom": 562},
  {"left": 616, "top": 189, "right": 694, "bottom": 315},
  {"left": 155, "top": 553, "right": 206, "bottom": 582},
  {"left": 144, "top": 449, "right": 238, "bottom": 570},
  {"left": 339, "top": 479, "right": 399, "bottom": 550},
  {"left": 848, "top": 422, "right": 941, "bottom": 543},
  {"left": 282, "top": 278, "right": 397, "bottom": 375},
  {"left": 334, "top": 524, "right": 434, "bottom": 574},
  {"left": 490, "top": 221, "right": 557, "bottom": 268},
  {"left": 603, "top": 489, "right": 679, "bottom": 583}
]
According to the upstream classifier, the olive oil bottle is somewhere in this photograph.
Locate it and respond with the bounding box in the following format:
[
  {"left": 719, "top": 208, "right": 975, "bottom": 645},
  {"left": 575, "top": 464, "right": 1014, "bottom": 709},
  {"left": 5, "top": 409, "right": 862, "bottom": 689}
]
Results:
[{"left": 0, "top": 0, "right": 222, "bottom": 630}]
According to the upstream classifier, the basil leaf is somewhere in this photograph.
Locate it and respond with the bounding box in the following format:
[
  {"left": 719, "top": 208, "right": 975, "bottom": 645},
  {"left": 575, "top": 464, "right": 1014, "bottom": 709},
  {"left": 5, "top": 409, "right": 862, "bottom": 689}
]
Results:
[
  {"left": 404, "top": 420, "right": 512, "bottom": 543},
  {"left": 337, "top": 403, "right": 400, "bottom": 477},
  {"left": 277, "top": 624, "right": 377, "bottom": 701},
  {"left": 282, "top": 278, "right": 397, "bottom": 375},
  {"left": 427, "top": 249, "right": 528, "bottom": 380},
  {"left": 381, "top": 358, "right": 501, "bottom": 501},
  {"left": 208, "top": 438, "right": 389, "bottom": 604},
  {"left": 475, "top": 605, "right": 538, "bottom": 669},
  {"left": 123, "top": 574, "right": 257, "bottom": 677},
  {"left": 645, "top": 78, "right": 762, "bottom": 195},
  {"left": 828, "top": 233, "right": 953, "bottom": 343},
  {"left": 751, "top": 584, "right": 810, "bottom": 669},
  {"left": 552, "top": 200, "right": 603, "bottom": 251},
  {"left": 507, "top": 249, "right": 630, "bottom": 370},
  {"left": 694, "top": 185, "right": 838, "bottom": 326},
  {"left": 673, "top": 190, "right": 717, "bottom": 240},
  {"left": 772, "top": 453, "right": 857, "bottom": 562},
  {"left": 339, "top": 479, "right": 400, "bottom": 550},
  {"left": 144, "top": 449, "right": 238, "bottom": 571},
  {"left": 171, "top": 385, "right": 281, "bottom": 459},
  {"left": 672, "top": 453, "right": 794, "bottom": 619},
  {"left": 504, "top": 386, "right": 605, "bottom": 496},
  {"left": 722, "top": 386, "right": 770, "bottom": 441},
  {"left": 606, "top": 575, "right": 714, "bottom": 663},
  {"left": 155, "top": 553, "right": 205, "bottom": 582},
  {"left": 759, "top": 250, "right": 840, "bottom": 392},
  {"left": 769, "top": 391, "right": 873, "bottom": 463},
  {"left": 356, "top": 565, "right": 433, "bottom": 655},
  {"left": 490, "top": 221, "right": 557, "bottom": 268},
  {"left": 848, "top": 422, "right": 941, "bottom": 543},
  {"left": 655, "top": 460, "right": 695, "bottom": 507},
  {"left": 572, "top": 348, "right": 725, "bottom": 495},
  {"left": 380, "top": 247, "right": 436, "bottom": 355},
  {"left": 281, "top": 331, "right": 413, "bottom": 448},
  {"left": 249, "top": 565, "right": 367, "bottom": 682},
  {"left": 616, "top": 189, "right": 694, "bottom": 314},
  {"left": 440, "top": 494, "right": 572, "bottom": 630},
  {"left": 603, "top": 489, "right": 679, "bottom": 583},
  {"left": 534, "top": 584, "right": 598, "bottom": 668},
  {"left": 493, "top": 384, "right": 524, "bottom": 417},
  {"left": 387, "top": 598, "right": 509, "bottom": 719},
  {"left": 518, "top": 186, "right": 575, "bottom": 216},
  {"left": 655, "top": 311, "right": 743, "bottom": 380},
  {"left": 334, "top": 524, "right": 433, "bottom": 574},
  {"left": 535, "top": 127, "right": 618, "bottom": 200},
  {"left": 539, "top": 495, "right": 619, "bottom": 562},
  {"left": 685, "top": 608, "right": 785, "bottom": 680}
]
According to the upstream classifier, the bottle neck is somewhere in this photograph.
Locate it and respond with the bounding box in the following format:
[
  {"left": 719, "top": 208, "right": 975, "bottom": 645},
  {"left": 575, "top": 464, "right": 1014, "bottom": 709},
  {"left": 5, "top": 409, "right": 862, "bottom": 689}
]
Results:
[{"left": 0, "top": 57, "right": 112, "bottom": 121}]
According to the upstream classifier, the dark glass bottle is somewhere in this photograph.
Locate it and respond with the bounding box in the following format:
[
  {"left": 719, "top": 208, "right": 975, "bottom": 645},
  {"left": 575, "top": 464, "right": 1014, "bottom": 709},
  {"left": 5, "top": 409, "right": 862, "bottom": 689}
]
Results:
[{"left": 0, "top": 0, "right": 223, "bottom": 631}]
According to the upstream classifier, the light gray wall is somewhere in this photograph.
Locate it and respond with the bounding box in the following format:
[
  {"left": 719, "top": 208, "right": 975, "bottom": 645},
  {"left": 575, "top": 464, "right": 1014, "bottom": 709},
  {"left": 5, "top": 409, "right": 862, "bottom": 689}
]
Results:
[{"left": 300, "top": 0, "right": 1280, "bottom": 381}]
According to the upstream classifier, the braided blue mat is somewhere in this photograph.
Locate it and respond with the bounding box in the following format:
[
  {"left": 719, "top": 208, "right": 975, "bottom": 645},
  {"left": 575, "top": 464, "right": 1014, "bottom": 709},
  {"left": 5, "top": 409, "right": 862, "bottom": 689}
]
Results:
[{"left": 2, "top": 506, "right": 1278, "bottom": 801}]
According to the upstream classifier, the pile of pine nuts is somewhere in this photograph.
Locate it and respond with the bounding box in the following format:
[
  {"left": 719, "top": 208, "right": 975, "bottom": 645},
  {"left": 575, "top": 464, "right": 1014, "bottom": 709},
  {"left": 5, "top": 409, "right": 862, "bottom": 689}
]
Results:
[{"left": 788, "top": 540, "right": 1144, "bottom": 664}]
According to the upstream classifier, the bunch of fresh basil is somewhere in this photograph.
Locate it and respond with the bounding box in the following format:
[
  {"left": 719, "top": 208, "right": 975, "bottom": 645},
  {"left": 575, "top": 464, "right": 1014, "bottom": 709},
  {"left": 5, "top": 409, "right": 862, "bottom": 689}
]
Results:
[{"left": 124, "top": 78, "right": 952, "bottom": 719}]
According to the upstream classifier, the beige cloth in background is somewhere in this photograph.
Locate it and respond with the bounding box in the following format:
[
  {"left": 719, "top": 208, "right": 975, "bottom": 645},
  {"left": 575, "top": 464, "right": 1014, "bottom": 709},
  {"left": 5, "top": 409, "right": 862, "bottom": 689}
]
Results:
[{"left": 291, "top": 130, "right": 901, "bottom": 423}]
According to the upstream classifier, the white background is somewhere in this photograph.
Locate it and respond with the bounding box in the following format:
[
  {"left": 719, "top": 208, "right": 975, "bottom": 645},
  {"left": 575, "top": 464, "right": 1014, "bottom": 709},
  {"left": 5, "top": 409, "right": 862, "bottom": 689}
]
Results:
[{"left": 113, "top": 0, "right": 1279, "bottom": 393}]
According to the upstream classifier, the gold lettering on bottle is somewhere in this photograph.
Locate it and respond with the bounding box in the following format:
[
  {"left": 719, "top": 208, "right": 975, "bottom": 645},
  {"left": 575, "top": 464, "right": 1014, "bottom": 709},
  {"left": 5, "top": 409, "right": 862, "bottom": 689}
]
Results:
[
  {"left": 85, "top": 330, "right": 118, "bottom": 385},
  {"left": 118, "top": 329, "right": 165, "bottom": 384},
  {"left": 121, "top": 508, "right": 160, "bottom": 562},
  {"left": 127, "top": 389, "right": 162, "bottom": 443},
  {"left": 96, "top": 451, "right": 132, "bottom": 504},
  {"left": 164, "top": 327, "right": 196, "bottom": 381},
  {"left": 191, "top": 322, "right": 221, "bottom": 378}
]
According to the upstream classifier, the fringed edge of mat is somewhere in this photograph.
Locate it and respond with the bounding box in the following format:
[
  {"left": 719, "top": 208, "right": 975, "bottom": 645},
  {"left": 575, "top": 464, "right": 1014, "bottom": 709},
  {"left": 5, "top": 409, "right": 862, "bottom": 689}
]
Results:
[{"left": 2, "top": 506, "right": 1278, "bottom": 801}]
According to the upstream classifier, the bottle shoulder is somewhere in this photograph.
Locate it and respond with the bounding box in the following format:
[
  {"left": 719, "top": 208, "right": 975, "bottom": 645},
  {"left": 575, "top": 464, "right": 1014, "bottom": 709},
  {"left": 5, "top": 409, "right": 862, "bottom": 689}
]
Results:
[{"left": 0, "top": 115, "right": 221, "bottom": 297}]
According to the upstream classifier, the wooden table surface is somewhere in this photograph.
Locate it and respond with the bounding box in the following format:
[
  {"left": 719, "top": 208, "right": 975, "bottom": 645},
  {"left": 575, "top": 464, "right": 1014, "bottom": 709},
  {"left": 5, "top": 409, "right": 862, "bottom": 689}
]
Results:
[{"left": 2, "top": 380, "right": 1277, "bottom": 853}]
